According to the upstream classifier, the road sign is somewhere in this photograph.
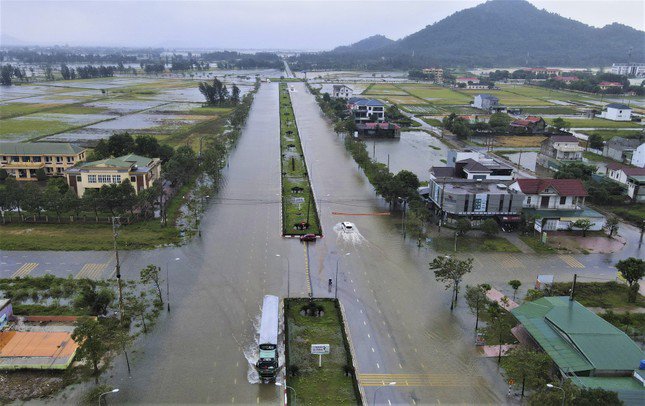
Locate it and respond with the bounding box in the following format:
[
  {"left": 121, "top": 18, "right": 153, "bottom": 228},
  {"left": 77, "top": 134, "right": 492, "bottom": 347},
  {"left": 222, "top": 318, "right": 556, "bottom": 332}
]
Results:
[{"left": 311, "top": 344, "right": 330, "bottom": 355}]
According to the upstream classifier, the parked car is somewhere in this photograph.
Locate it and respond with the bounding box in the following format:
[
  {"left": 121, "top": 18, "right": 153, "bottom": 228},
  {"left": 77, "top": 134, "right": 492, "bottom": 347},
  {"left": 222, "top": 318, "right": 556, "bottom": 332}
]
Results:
[
  {"left": 341, "top": 222, "right": 354, "bottom": 231},
  {"left": 300, "top": 234, "right": 316, "bottom": 242}
]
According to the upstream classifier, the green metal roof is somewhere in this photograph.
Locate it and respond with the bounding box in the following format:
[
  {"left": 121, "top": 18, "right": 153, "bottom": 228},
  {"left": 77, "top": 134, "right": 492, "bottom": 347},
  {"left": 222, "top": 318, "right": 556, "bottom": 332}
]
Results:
[
  {"left": 0, "top": 142, "right": 85, "bottom": 155},
  {"left": 79, "top": 153, "right": 153, "bottom": 169},
  {"left": 571, "top": 376, "right": 644, "bottom": 405},
  {"left": 512, "top": 297, "right": 644, "bottom": 374}
]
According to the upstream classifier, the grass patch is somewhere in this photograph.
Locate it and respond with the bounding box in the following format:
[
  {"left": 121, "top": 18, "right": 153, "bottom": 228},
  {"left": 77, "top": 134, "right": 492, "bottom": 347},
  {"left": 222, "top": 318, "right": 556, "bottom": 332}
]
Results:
[
  {"left": 421, "top": 117, "right": 443, "bottom": 127},
  {"left": 594, "top": 203, "right": 645, "bottom": 226},
  {"left": 458, "top": 89, "right": 551, "bottom": 106},
  {"left": 529, "top": 281, "right": 644, "bottom": 310},
  {"left": 363, "top": 83, "right": 408, "bottom": 96},
  {"left": 494, "top": 136, "right": 547, "bottom": 148},
  {"left": 519, "top": 234, "right": 557, "bottom": 254},
  {"left": 0, "top": 221, "right": 180, "bottom": 250},
  {"left": 188, "top": 106, "right": 232, "bottom": 116},
  {"left": 0, "top": 118, "right": 72, "bottom": 140},
  {"left": 47, "top": 105, "right": 109, "bottom": 115},
  {"left": 0, "top": 102, "right": 64, "bottom": 119},
  {"left": 285, "top": 299, "right": 359, "bottom": 405},
  {"left": 545, "top": 117, "right": 643, "bottom": 129},
  {"left": 583, "top": 151, "right": 613, "bottom": 163},
  {"left": 433, "top": 235, "right": 520, "bottom": 253},
  {"left": 520, "top": 106, "right": 579, "bottom": 115},
  {"left": 401, "top": 85, "right": 471, "bottom": 104},
  {"left": 280, "top": 83, "right": 321, "bottom": 236},
  {"left": 578, "top": 129, "right": 645, "bottom": 141}
]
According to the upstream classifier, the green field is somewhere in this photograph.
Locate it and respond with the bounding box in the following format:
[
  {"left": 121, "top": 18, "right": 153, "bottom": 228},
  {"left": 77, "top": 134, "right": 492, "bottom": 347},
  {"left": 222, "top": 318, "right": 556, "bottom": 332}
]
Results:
[
  {"left": 401, "top": 84, "right": 471, "bottom": 104},
  {"left": 285, "top": 299, "right": 359, "bottom": 405},
  {"left": 363, "top": 83, "right": 408, "bottom": 95},
  {"left": 433, "top": 236, "right": 520, "bottom": 253},
  {"left": 546, "top": 117, "right": 643, "bottom": 128},
  {"left": 0, "top": 118, "right": 73, "bottom": 140},
  {"left": 578, "top": 129, "right": 645, "bottom": 140},
  {"left": 459, "top": 89, "right": 552, "bottom": 106}
]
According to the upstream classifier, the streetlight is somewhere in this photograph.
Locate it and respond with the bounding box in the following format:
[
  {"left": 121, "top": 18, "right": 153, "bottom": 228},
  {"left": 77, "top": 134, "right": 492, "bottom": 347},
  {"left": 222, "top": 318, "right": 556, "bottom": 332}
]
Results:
[
  {"left": 275, "top": 382, "right": 296, "bottom": 406},
  {"left": 276, "top": 254, "right": 290, "bottom": 298},
  {"left": 98, "top": 388, "right": 119, "bottom": 405},
  {"left": 546, "top": 383, "right": 565, "bottom": 406},
  {"left": 372, "top": 382, "right": 396, "bottom": 405},
  {"left": 166, "top": 257, "right": 180, "bottom": 312},
  {"left": 335, "top": 252, "right": 351, "bottom": 299}
]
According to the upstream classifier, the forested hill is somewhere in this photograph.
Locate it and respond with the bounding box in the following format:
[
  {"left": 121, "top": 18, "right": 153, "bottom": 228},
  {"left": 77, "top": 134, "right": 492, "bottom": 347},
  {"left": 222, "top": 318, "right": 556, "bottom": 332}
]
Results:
[
  {"left": 331, "top": 35, "right": 394, "bottom": 53},
  {"left": 290, "top": 0, "right": 645, "bottom": 69}
]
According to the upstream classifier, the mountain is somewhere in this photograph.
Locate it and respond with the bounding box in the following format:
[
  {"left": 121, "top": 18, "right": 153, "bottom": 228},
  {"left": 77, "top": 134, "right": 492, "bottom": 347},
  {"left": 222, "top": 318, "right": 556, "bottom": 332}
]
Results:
[
  {"left": 332, "top": 35, "right": 394, "bottom": 53},
  {"left": 0, "top": 33, "right": 27, "bottom": 47},
  {"left": 294, "top": 0, "right": 645, "bottom": 68}
]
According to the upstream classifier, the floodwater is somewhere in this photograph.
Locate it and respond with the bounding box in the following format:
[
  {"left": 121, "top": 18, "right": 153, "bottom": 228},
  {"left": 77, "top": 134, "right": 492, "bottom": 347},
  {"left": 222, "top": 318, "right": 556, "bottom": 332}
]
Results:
[
  {"left": 52, "top": 82, "right": 509, "bottom": 405},
  {"left": 366, "top": 130, "right": 449, "bottom": 180}
]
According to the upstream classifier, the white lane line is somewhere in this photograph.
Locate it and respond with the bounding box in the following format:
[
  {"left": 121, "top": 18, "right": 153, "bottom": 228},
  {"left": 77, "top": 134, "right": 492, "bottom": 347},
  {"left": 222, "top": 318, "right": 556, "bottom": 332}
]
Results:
[
  {"left": 371, "top": 347, "right": 375, "bottom": 353},
  {"left": 376, "top": 363, "right": 380, "bottom": 369}
]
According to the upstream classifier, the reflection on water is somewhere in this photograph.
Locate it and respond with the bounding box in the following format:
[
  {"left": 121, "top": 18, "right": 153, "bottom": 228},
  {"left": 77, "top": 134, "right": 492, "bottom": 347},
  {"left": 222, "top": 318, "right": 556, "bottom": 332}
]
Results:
[
  {"left": 333, "top": 222, "right": 367, "bottom": 245},
  {"left": 367, "top": 130, "right": 448, "bottom": 180}
]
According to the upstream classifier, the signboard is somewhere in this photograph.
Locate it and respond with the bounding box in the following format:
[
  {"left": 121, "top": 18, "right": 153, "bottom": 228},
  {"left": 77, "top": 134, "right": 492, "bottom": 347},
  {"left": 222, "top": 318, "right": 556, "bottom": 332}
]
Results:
[
  {"left": 473, "top": 194, "right": 487, "bottom": 212},
  {"left": 291, "top": 197, "right": 305, "bottom": 204},
  {"left": 534, "top": 218, "right": 542, "bottom": 232},
  {"left": 311, "top": 344, "right": 330, "bottom": 355}
]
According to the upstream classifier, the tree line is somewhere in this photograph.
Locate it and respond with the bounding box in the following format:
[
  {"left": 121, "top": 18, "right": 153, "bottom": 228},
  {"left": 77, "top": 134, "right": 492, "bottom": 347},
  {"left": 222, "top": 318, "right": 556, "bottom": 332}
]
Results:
[
  {"left": 60, "top": 64, "right": 116, "bottom": 80},
  {"left": 0, "top": 64, "right": 29, "bottom": 85}
]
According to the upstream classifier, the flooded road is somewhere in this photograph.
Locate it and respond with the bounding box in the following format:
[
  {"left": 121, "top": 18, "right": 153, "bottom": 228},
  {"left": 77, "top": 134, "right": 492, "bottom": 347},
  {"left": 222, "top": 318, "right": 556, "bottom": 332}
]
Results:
[{"left": 290, "top": 83, "right": 504, "bottom": 405}]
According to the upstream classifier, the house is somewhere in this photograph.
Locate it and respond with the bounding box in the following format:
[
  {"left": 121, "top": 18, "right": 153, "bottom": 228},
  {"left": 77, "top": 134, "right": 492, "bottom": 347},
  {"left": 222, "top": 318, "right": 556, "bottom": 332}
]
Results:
[
  {"left": 511, "top": 297, "right": 644, "bottom": 405},
  {"left": 603, "top": 137, "right": 641, "bottom": 163},
  {"left": 422, "top": 67, "right": 443, "bottom": 83},
  {"left": 456, "top": 77, "right": 479, "bottom": 84},
  {"left": 599, "top": 103, "right": 632, "bottom": 121},
  {"left": 331, "top": 84, "right": 353, "bottom": 99},
  {"left": 538, "top": 135, "right": 584, "bottom": 170},
  {"left": 348, "top": 98, "right": 385, "bottom": 123},
  {"left": 509, "top": 178, "right": 605, "bottom": 231},
  {"left": 458, "top": 115, "right": 489, "bottom": 124},
  {"left": 0, "top": 299, "right": 11, "bottom": 329},
  {"left": 631, "top": 143, "right": 645, "bottom": 168},
  {"left": 554, "top": 76, "right": 579, "bottom": 85},
  {"left": 473, "top": 94, "right": 499, "bottom": 111},
  {"left": 611, "top": 63, "right": 645, "bottom": 77},
  {"left": 65, "top": 153, "right": 161, "bottom": 197},
  {"left": 0, "top": 142, "right": 88, "bottom": 181},
  {"left": 603, "top": 163, "right": 645, "bottom": 201},
  {"left": 525, "top": 67, "right": 561, "bottom": 76},
  {"left": 355, "top": 122, "right": 400, "bottom": 138},
  {"left": 425, "top": 152, "right": 522, "bottom": 226},
  {"left": 509, "top": 116, "right": 547, "bottom": 134},
  {"left": 599, "top": 81, "right": 624, "bottom": 91}
]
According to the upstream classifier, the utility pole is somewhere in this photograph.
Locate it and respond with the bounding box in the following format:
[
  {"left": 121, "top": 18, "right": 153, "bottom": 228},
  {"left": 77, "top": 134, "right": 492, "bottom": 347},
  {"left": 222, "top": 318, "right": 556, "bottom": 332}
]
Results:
[
  {"left": 570, "top": 274, "right": 577, "bottom": 301},
  {"left": 112, "top": 217, "right": 124, "bottom": 325}
]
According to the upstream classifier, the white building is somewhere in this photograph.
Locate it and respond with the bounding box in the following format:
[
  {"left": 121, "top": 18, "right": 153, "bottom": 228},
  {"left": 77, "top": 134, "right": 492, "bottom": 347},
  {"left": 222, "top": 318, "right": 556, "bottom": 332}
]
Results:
[
  {"left": 332, "top": 84, "right": 353, "bottom": 99},
  {"left": 599, "top": 103, "right": 632, "bottom": 121},
  {"left": 611, "top": 63, "right": 645, "bottom": 77},
  {"left": 631, "top": 143, "right": 645, "bottom": 168},
  {"left": 473, "top": 94, "right": 499, "bottom": 111}
]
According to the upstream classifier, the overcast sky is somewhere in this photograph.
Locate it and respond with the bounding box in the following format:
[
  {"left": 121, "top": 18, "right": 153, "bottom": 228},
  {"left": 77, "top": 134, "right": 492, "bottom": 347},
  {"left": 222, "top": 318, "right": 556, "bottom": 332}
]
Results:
[{"left": 1, "top": 0, "right": 643, "bottom": 50}]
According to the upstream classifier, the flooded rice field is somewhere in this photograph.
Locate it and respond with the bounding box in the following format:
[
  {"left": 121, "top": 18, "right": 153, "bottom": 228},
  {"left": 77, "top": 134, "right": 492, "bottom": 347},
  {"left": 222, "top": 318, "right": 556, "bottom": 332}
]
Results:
[{"left": 367, "top": 130, "right": 449, "bottom": 179}]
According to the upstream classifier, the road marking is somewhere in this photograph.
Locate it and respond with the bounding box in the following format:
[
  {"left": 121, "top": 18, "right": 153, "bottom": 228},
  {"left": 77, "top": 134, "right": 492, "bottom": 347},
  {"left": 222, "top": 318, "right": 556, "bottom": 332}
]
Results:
[
  {"left": 393, "top": 347, "right": 396, "bottom": 353},
  {"left": 11, "top": 263, "right": 37, "bottom": 279},
  {"left": 363, "top": 321, "right": 367, "bottom": 326},
  {"left": 376, "top": 363, "right": 380, "bottom": 369},
  {"left": 499, "top": 254, "right": 524, "bottom": 268},
  {"left": 388, "top": 400, "right": 392, "bottom": 405},
  {"left": 559, "top": 255, "right": 585, "bottom": 269},
  {"left": 76, "top": 263, "right": 107, "bottom": 280},
  {"left": 372, "top": 347, "right": 375, "bottom": 352},
  {"left": 303, "top": 243, "right": 312, "bottom": 297},
  {"left": 358, "top": 373, "right": 469, "bottom": 387}
]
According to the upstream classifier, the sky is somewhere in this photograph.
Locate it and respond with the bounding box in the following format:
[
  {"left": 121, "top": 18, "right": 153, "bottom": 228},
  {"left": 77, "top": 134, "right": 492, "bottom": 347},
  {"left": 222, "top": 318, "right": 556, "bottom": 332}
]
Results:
[{"left": 1, "top": 0, "right": 644, "bottom": 50}]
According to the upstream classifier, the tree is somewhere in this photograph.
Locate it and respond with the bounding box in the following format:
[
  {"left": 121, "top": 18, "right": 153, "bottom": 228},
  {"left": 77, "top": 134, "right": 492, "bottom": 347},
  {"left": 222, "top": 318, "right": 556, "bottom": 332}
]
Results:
[
  {"left": 231, "top": 85, "right": 241, "bottom": 105},
  {"left": 615, "top": 257, "right": 644, "bottom": 303},
  {"left": 551, "top": 117, "right": 570, "bottom": 131},
  {"left": 502, "top": 346, "right": 552, "bottom": 397},
  {"left": 465, "top": 284, "right": 491, "bottom": 332},
  {"left": 0, "top": 64, "right": 13, "bottom": 86},
  {"left": 481, "top": 218, "right": 499, "bottom": 236},
  {"left": 35, "top": 168, "right": 47, "bottom": 181},
  {"left": 571, "top": 219, "right": 592, "bottom": 237},
  {"left": 21, "top": 182, "right": 43, "bottom": 214},
  {"left": 430, "top": 256, "right": 473, "bottom": 310},
  {"left": 603, "top": 215, "right": 619, "bottom": 238},
  {"left": 140, "top": 264, "right": 164, "bottom": 306},
  {"left": 489, "top": 112, "right": 512, "bottom": 131},
  {"left": 72, "top": 318, "right": 113, "bottom": 383},
  {"left": 554, "top": 161, "right": 595, "bottom": 181},
  {"left": 455, "top": 219, "right": 472, "bottom": 236},
  {"left": 124, "top": 290, "right": 153, "bottom": 334},
  {"left": 529, "top": 380, "right": 622, "bottom": 406},
  {"left": 0, "top": 168, "right": 8, "bottom": 181},
  {"left": 43, "top": 182, "right": 66, "bottom": 221},
  {"left": 73, "top": 280, "right": 115, "bottom": 316},
  {"left": 588, "top": 134, "right": 604, "bottom": 150},
  {"left": 508, "top": 280, "right": 522, "bottom": 301},
  {"left": 3, "top": 177, "right": 22, "bottom": 215},
  {"left": 486, "top": 302, "right": 514, "bottom": 363}
]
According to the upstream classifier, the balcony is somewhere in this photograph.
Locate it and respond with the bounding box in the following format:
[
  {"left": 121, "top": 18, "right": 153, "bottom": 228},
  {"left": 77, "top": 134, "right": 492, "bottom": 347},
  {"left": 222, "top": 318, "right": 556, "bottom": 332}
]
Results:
[{"left": 2, "top": 162, "right": 46, "bottom": 169}]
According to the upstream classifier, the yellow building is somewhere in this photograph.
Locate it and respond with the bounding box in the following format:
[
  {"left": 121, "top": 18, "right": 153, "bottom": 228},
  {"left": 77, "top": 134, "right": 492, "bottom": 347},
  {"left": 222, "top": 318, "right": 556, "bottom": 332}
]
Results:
[
  {"left": 65, "top": 154, "right": 161, "bottom": 197},
  {"left": 0, "top": 142, "right": 88, "bottom": 181}
]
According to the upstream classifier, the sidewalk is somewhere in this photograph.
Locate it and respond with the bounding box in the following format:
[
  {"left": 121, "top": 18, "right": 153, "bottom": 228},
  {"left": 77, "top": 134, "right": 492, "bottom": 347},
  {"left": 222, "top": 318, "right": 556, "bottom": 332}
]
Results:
[{"left": 504, "top": 233, "right": 536, "bottom": 254}]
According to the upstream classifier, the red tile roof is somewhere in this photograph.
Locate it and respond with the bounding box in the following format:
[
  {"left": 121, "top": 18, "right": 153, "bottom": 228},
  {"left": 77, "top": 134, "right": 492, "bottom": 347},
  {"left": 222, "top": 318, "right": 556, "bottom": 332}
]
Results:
[
  {"left": 554, "top": 76, "right": 579, "bottom": 81},
  {"left": 599, "top": 81, "right": 622, "bottom": 87},
  {"left": 608, "top": 163, "right": 645, "bottom": 176},
  {"left": 515, "top": 178, "right": 588, "bottom": 197}
]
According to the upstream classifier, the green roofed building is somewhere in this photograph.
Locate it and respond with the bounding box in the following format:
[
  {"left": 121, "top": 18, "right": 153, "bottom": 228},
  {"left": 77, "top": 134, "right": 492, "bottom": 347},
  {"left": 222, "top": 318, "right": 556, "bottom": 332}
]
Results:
[
  {"left": 512, "top": 296, "right": 644, "bottom": 403},
  {"left": 65, "top": 153, "right": 161, "bottom": 197},
  {"left": 0, "top": 142, "right": 88, "bottom": 180}
]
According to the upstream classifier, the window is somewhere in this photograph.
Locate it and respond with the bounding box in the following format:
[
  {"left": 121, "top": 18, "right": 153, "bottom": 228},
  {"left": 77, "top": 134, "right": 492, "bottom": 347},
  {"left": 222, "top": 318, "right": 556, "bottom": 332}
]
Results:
[
  {"left": 112, "top": 175, "right": 121, "bottom": 184},
  {"left": 45, "top": 156, "right": 52, "bottom": 162},
  {"left": 560, "top": 196, "right": 567, "bottom": 205},
  {"left": 130, "top": 176, "right": 136, "bottom": 183},
  {"left": 67, "top": 157, "right": 73, "bottom": 163},
  {"left": 56, "top": 156, "right": 63, "bottom": 163},
  {"left": 88, "top": 175, "right": 97, "bottom": 183},
  {"left": 76, "top": 176, "right": 81, "bottom": 182},
  {"left": 33, "top": 156, "right": 41, "bottom": 162},
  {"left": 527, "top": 196, "right": 532, "bottom": 205},
  {"left": 97, "top": 174, "right": 111, "bottom": 183}
]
